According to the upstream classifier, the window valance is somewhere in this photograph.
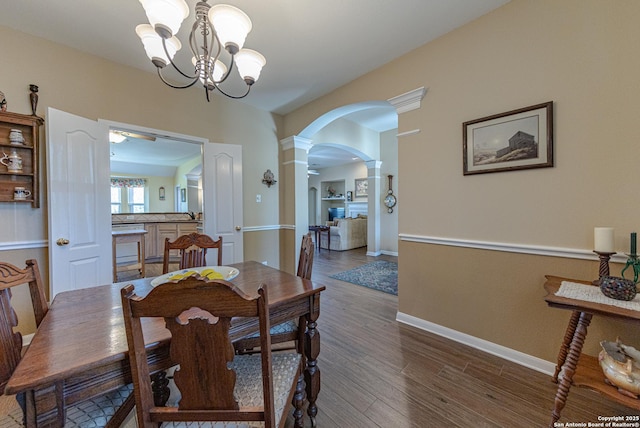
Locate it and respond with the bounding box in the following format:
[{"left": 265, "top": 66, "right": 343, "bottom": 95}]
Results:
[{"left": 110, "top": 177, "right": 147, "bottom": 188}]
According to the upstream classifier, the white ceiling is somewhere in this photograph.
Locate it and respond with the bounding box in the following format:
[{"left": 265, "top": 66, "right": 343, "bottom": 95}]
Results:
[{"left": 1, "top": 0, "right": 510, "bottom": 171}]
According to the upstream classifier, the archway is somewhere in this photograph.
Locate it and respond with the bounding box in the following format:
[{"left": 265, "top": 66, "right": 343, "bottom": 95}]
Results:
[{"left": 300, "top": 101, "right": 398, "bottom": 256}]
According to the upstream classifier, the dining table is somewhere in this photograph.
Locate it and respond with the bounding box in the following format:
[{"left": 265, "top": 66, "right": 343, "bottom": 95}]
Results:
[{"left": 4, "top": 260, "right": 325, "bottom": 427}]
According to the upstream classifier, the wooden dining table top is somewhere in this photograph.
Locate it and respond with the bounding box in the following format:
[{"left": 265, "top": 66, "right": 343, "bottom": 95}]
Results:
[{"left": 5, "top": 260, "right": 326, "bottom": 395}]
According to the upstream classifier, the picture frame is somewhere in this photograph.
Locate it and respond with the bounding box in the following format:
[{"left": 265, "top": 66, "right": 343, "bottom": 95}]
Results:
[
  {"left": 354, "top": 178, "right": 368, "bottom": 197},
  {"left": 180, "top": 188, "right": 186, "bottom": 202},
  {"left": 462, "top": 101, "right": 553, "bottom": 175}
]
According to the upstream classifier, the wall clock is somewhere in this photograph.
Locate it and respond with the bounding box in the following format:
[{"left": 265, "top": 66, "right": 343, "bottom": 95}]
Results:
[{"left": 384, "top": 174, "right": 397, "bottom": 213}]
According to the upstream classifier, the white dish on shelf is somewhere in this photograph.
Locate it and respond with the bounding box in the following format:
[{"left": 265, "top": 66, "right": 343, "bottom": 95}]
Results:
[{"left": 150, "top": 266, "right": 239, "bottom": 287}]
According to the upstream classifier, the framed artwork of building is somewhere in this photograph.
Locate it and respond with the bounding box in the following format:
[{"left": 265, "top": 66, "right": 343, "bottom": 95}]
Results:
[{"left": 463, "top": 101, "right": 553, "bottom": 175}]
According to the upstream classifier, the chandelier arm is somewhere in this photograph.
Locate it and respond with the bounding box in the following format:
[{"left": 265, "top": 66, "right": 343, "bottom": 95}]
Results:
[
  {"left": 213, "top": 55, "right": 234, "bottom": 85},
  {"left": 162, "top": 38, "right": 197, "bottom": 80},
  {"left": 212, "top": 82, "right": 251, "bottom": 99},
  {"left": 157, "top": 68, "right": 200, "bottom": 89}
]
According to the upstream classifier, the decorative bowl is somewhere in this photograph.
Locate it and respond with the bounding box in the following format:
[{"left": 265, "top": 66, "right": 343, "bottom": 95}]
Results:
[
  {"left": 599, "top": 339, "right": 640, "bottom": 398},
  {"left": 599, "top": 275, "right": 637, "bottom": 301},
  {"left": 150, "top": 266, "right": 239, "bottom": 287}
]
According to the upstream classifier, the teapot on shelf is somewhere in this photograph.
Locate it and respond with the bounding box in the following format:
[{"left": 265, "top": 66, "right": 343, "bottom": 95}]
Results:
[{"left": 1, "top": 150, "right": 23, "bottom": 173}]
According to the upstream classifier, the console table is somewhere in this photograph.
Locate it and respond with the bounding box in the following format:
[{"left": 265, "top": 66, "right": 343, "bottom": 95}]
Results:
[
  {"left": 309, "top": 225, "right": 330, "bottom": 252},
  {"left": 543, "top": 275, "right": 640, "bottom": 427}
]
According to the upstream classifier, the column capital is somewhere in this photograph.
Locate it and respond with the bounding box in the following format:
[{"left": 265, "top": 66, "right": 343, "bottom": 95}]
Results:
[
  {"left": 280, "top": 136, "right": 313, "bottom": 152},
  {"left": 364, "top": 160, "right": 383, "bottom": 170},
  {"left": 388, "top": 87, "right": 427, "bottom": 114}
]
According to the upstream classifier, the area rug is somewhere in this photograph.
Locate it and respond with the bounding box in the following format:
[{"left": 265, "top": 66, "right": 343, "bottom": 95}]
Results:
[{"left": 330, "top": 261, "right": 398, "bottom": 295}]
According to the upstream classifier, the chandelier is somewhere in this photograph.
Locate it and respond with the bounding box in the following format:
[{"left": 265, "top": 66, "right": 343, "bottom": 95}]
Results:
[{"left": 136, "top": 0, "right": 266, "bottom": 101}]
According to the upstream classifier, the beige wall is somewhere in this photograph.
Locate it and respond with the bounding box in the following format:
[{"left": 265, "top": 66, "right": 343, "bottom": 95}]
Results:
[
  {"left": 0, "top": 25, "right": 285, "bottom": 334},
  {"left": 380, "top": 129, "right": 398, "bottom": 254},
  {"left": 283, "top": 0, "right": 640, "bottom": 362}
]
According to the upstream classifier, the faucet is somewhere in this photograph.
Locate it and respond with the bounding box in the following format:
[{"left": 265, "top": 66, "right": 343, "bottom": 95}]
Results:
[{"left": 186, "top": 211, "right": 195, "bottom": 220}]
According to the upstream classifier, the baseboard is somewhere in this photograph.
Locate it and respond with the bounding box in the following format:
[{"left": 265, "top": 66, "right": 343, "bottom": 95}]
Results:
[
  {"left": 23, "top": 333, "right": 34, "bottom": 347},
  {"left": 396, "top": 311, "right": 556, "bottom": 376}
]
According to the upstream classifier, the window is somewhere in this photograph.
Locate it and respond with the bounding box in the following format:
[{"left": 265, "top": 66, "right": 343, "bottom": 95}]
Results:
[
  {"left": 110, "top": 177, "right": 148, "bottom": 213},
  {"left": 111, "top": 187, "right": 122, "bottom": 213},
  {"left": 128, "top": 187, "right": 145, "bottom": 213}
]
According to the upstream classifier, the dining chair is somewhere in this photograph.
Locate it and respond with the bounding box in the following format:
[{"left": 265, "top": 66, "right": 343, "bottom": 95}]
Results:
[
  {"left": 121, "top": 276, "right": 306, "bottom": 428},
  {"left": 233, "top": 233, "right": 314, "bottom": 355},
  {"left": 0, "top": 259, "right": 134, "bottom": 427},
  {"left": 162, "top": 232, "right": 223, "bottom": 274}
]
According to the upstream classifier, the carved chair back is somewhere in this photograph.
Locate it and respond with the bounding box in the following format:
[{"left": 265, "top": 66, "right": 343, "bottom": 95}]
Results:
[
  {"left": 0, "top": 259, "right": 48, "bottom": 393},
  {"left": 121, "top": 276, "right": 303, "bottom": 428},
  {"left": 162, "top": 233, "right": 223, "bottom": 274},
  {"left": 296, "top": 232, "right": 315, "bottom": 280},
  {"left": 234, "top": 233, "right": 314, "bottom": 354}
]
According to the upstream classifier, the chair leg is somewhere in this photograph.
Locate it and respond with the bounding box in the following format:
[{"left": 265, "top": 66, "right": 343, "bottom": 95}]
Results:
[
  {"left": 104, "top": 393, "right": 135, "bottom": 428},
  {"left": 292, "top": 372, "right": 306, "bottom": 428}
]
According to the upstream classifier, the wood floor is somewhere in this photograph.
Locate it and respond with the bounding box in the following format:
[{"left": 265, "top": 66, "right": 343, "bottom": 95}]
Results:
[
  {"left": 3, "top": 248, "right": 637, "bottom": 426},
  {"left": 284, "top": 247, "right": 636, "bottom": 427}
]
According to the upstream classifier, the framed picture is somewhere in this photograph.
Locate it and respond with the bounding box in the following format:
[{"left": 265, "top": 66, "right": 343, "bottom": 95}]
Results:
[
  {"left": 180, "top": 188, "right": 186, "bottom": 202},
  {"left": 354, "top": 178, "right": 368, "bottom": 197},
  {"left": 463, "top": 101, "right": 553, "bottom": 175}
]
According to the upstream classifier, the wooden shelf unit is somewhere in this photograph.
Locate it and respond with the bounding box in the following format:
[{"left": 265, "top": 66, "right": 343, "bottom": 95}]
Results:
[
  {"left": 543, "top": 275, "right": 640, "bottom": 426},
  {"left": 0, "top": 111, "right": 44, "bottom": 208}
]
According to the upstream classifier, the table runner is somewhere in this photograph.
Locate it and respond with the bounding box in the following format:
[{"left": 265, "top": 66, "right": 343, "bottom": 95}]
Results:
[{"left": 556, "top": 280, "right": 640, "bottom": 312}]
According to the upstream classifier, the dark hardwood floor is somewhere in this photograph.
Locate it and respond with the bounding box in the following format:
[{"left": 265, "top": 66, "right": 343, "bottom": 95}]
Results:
[
  {"left": 3, "top": 248, "right": 635, "bottom": 426},
  {"left": 285, "top": 247, "right": 636, "bottom": 427}
]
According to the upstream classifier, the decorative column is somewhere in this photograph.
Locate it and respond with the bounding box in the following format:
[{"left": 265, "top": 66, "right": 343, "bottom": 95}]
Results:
[
  {"left": 280, "top": 136, "right": 313, "bottom": 273},
  {"left": 365, "top": 160, "right": 382, "bottom": 256}
]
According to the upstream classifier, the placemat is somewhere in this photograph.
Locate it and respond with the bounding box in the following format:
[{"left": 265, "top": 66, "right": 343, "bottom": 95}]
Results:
[{"left": 556, "top": 281, "right": 640, "bottom": 312}]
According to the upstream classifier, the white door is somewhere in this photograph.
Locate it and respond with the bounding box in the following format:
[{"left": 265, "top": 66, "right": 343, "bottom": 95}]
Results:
[
  {"left": 47, "top": 108, "right": 112, "bottom": 297},
  {"left": 203, "top": 143, "right": 243, "bottom": 264}
]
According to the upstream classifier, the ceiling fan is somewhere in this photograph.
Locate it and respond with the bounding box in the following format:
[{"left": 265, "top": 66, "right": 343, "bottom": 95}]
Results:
[{"left": 109, "top": 130, "right": 156, "bottom": 143}]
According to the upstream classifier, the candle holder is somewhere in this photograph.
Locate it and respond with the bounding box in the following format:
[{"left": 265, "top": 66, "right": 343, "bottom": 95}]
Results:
[
  {"left": 621, "top": 253, "right": 640, "bottom": 284},
  {"left": 592, "top": 250, "right": 617, "bottom": 285}
]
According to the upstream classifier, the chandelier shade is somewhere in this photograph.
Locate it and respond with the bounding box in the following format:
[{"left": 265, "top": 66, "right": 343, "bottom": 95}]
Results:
[
  {"left": 138, "top": 0, "right": 189, "bottom": 38},
  {"left": 235, "top": 49, "right": 266, "bottom": 84},
  {"left": 208, "top": 4, "right": 252, "bottom": 54},
  {"left": 136, "top": 0, "right": 265, "bottom": 101},
  {"left": 136, "top": 24, "right": 182, "bottom": 67}
]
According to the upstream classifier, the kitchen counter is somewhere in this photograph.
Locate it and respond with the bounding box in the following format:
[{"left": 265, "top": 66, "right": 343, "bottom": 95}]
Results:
[{"left": 111, "top": 212, "right": 200, "bottom": 225}]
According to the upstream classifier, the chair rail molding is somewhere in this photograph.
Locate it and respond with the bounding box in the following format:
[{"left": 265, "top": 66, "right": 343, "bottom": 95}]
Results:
[
  {"left": 399, "top": 233, "right": 628, "bottom": 263},
  {"left": 243, "top": 225, "right": 282, "bottom": 232},
  {"left": 0, "top": 239, "right": 48, "bottom": 251}
]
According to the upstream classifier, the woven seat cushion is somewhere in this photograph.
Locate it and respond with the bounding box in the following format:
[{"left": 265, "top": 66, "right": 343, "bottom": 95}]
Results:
[
  {"left": 164, "top": 352, "right": 301, "bottom": 427},
  {"left": 1, "top": 384, "right": 133, "bottom": 428},
  {"left": 0, "top": 405, "right": 23, "bottom": 428},
  {"left": 242, "top": 319, "right": 298, "bottom": 340}
]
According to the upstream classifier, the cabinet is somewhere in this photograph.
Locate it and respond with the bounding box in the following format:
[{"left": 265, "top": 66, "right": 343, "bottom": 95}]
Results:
[
  {"left": 0, "top": 111, "right": 43, "bottom": 207},
  {"left": 144, "top": 222, "right": 198, "bottom": 259}
]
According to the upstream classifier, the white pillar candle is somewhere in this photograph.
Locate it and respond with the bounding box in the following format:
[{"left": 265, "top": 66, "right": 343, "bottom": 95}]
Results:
[{"left": 594, "top": 227, "right": 615, "bottom": 253}]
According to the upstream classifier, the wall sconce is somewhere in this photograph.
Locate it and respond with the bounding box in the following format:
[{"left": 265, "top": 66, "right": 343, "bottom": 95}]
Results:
[
  {"left": 262, "top": 169, "right": 277, "bottom": 187},
  {"left": 159, "top": 186, "right": 165, "bottom": 200}
]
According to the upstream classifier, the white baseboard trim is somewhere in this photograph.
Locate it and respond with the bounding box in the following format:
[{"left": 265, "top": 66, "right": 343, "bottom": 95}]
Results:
[
  {"left": 399, "top": 233, "right": 628, "bottom": 264},
  {"left": 381, "top": 250, "right": 398, "bottom": 257},
  {"left": 23, "top": 333, "right": 34, "bottom": 347},
  {"left": 396, "top": 311, "right": 556, "bottom": 376}
]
